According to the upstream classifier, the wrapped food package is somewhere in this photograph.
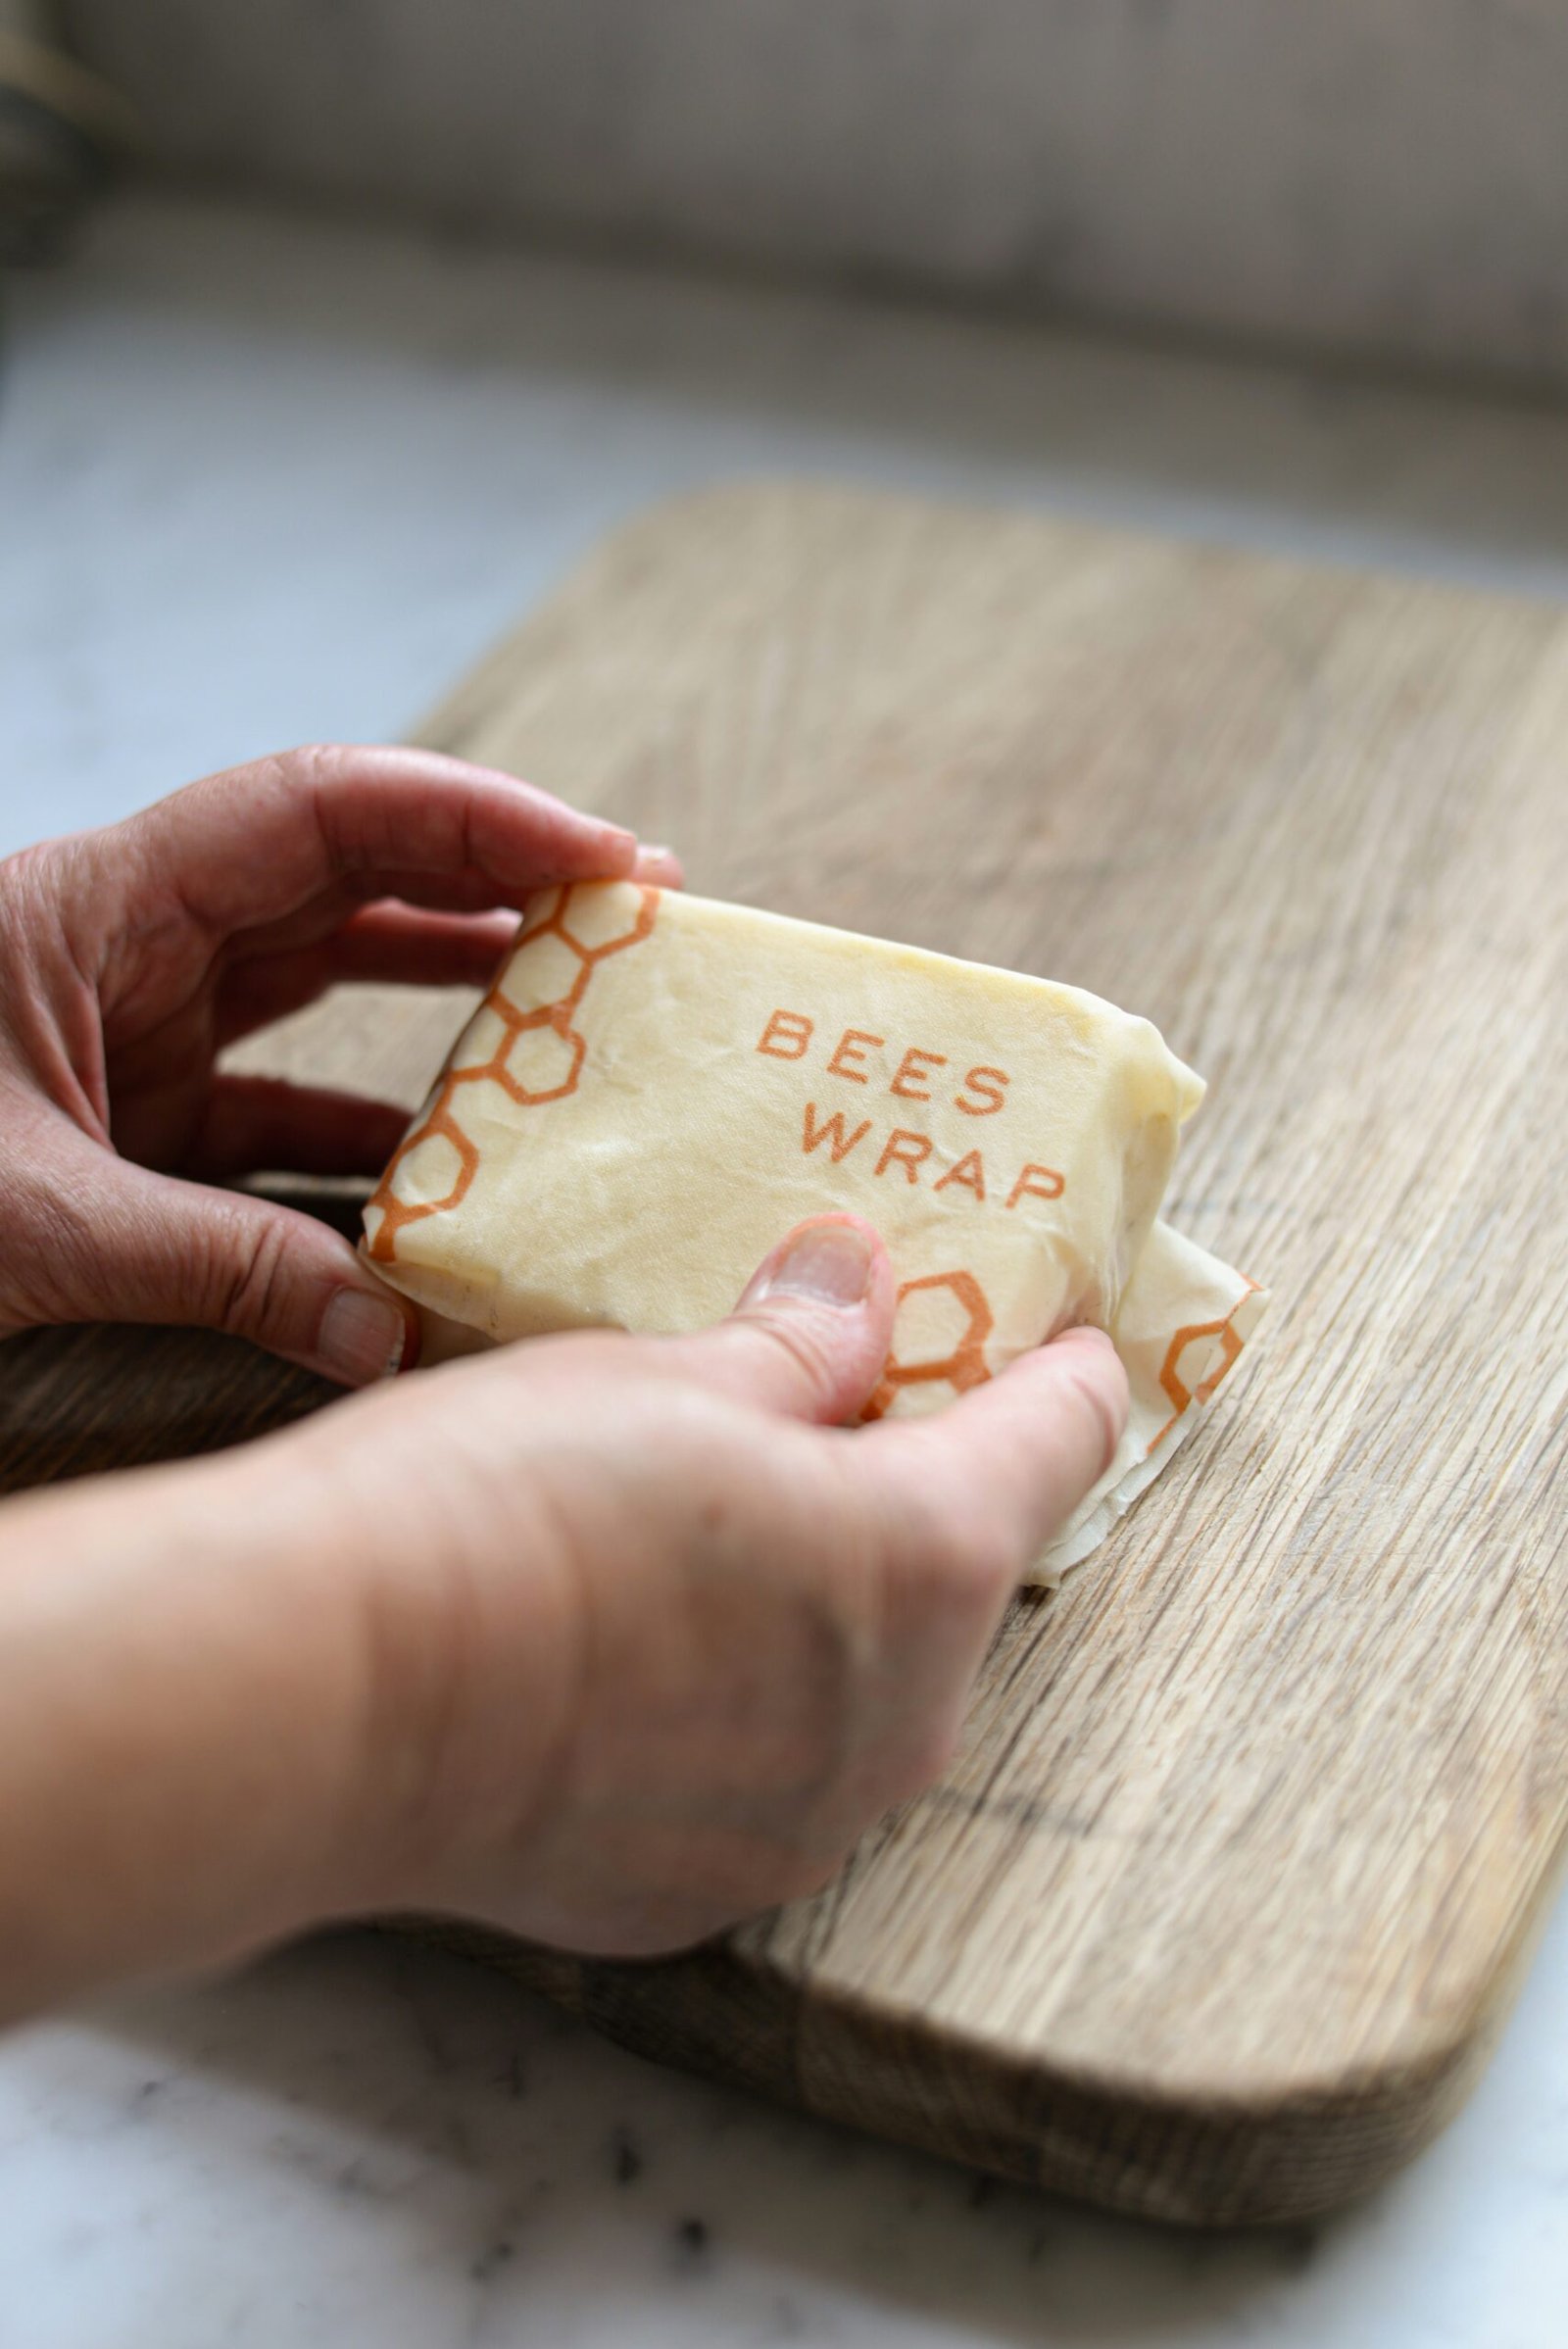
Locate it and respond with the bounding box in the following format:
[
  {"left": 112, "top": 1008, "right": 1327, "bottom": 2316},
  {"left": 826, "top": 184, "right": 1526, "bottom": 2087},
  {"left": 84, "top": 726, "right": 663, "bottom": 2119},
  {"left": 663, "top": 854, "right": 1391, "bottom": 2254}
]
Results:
[{"left": 363, "top": 882, "right": 1266, "bottom": 1582}]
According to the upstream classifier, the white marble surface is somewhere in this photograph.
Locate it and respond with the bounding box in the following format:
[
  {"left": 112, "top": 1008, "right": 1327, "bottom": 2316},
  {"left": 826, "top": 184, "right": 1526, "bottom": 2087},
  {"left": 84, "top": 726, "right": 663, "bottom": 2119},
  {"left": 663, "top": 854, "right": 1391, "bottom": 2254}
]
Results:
[
  {"left": 4, "top": 1919, "right": 1568, "bottom": 2349},
  {"left": 62, "top": 1, "right": 1568, "bottom": 388},
  {"left": 3, "top": 194, "right": 1568, "bottom": 2343}
]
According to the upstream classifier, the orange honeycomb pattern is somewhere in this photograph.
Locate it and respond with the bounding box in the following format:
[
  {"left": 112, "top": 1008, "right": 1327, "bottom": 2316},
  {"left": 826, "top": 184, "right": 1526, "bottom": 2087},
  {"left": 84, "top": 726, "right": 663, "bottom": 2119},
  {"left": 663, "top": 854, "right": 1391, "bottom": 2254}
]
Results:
[
  {"left": 365, "top": 880, "right": 661, "bottom": 1263},
  {"left": 863, "top": 1269, "right": 995, "bottom": 1421},
  {"left": 1146, "top": 1276, "right": 1261, "bottom": 1454}
]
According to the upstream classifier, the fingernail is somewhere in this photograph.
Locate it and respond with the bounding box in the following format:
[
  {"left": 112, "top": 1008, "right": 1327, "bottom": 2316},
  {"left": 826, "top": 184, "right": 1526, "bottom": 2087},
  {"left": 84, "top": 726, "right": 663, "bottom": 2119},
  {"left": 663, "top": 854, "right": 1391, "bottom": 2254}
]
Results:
[
  {"left": 634, "top": 843, "right": 683, "bottom": 883},
  {"left": 319, "top": 1290, "right": 409, "bottom": 1386},
  {"left": 759, "top": 1218, "right": 874, "bottom": 1309}
]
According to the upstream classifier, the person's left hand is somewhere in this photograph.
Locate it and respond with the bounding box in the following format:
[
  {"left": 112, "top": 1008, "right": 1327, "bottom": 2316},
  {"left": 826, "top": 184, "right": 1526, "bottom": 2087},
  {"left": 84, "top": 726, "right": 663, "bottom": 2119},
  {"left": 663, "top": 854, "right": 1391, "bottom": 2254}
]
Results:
[{"left": 0, "top": 744, "right": 678, "bottom": 1385}]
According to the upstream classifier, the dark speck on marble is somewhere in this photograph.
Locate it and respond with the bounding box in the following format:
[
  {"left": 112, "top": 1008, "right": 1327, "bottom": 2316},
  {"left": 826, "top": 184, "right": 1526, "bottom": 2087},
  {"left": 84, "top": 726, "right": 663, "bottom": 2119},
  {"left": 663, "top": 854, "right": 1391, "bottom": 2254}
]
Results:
[
  {"left": 672, "top": 2216, "right": 710, "bottom": 2270},
  {"left": 469, "top": 2237, "right": 516, "bottom": 2285},
  {"left": 612, "top": 2128, "right": 643, "bottom": 2185},
  {"left": 331, "top": 2157, "right": 400, "bottom": 2206}
]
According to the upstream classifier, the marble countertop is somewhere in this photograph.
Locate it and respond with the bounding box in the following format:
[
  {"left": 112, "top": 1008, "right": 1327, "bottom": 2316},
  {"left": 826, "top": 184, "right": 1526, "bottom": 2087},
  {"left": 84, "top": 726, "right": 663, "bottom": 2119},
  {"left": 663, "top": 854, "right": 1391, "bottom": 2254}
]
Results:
[{"left": 2, "top": 194, "right": 1567, "bottom": 2347}]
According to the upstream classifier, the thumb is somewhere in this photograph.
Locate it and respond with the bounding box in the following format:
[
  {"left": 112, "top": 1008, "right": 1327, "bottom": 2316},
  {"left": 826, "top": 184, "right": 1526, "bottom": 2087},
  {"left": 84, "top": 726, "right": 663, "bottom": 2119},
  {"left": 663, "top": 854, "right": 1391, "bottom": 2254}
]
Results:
[
  {"left": 663, "top": 1214, "right": 897, "bottom": 1425},
  {"left": 57, "top": 1151, "right": 418, "bottom": 1387}
]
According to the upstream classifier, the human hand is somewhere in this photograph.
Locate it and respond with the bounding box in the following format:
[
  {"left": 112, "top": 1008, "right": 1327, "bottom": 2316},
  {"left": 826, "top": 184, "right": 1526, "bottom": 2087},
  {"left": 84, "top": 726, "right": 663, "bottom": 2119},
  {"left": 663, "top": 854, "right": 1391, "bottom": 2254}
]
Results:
[
  {"left": 0, "top": 745, "right": 677, "bottom": 1384},
  {"left": 0, "top": 1214, "right": 1126, "bottom": 2013},
  {"left": 278, "top": 1215, "right": 1128, "bottom": 1957}
]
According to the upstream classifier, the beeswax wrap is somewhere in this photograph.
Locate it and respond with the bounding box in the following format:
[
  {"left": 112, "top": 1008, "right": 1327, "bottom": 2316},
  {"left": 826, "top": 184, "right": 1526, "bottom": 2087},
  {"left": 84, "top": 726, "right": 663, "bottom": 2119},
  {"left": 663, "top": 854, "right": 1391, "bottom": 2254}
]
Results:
[{"left": 364, "top": 883, "right": 1266, "bottom": 1582}]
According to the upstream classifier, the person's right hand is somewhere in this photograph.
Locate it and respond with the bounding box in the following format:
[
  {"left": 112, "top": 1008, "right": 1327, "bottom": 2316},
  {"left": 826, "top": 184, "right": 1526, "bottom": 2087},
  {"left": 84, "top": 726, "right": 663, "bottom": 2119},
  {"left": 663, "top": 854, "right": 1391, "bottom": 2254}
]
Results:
[
  {"left": 276, "top": 1213, "right": 1127, "bottom": 1958},
  {"left": 0, "top": 1213, "right": 1126, "bottom": 2018}
]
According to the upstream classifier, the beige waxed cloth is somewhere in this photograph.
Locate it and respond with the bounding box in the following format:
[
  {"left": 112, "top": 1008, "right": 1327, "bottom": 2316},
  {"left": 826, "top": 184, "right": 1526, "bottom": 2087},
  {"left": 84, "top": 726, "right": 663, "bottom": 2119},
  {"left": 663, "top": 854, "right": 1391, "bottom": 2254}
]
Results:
[{"left": 362, "top": 882, "right": 1266, "bottom": 1583}]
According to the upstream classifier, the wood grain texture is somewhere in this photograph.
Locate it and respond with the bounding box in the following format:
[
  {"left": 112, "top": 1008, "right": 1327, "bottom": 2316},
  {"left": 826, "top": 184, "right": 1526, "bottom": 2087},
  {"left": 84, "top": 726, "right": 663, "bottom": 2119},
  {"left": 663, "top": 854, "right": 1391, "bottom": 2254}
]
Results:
[{"left": 4, "top": 486, "right": 1565, "bottom": 2224}]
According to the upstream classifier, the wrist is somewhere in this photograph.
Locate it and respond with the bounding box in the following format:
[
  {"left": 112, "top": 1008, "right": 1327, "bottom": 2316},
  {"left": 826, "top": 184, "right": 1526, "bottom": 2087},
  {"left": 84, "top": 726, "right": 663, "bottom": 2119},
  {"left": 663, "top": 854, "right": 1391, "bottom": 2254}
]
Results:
[
  {"left": 0, "top": 1442, "right": 392, "bottom": 2013},
  {"left": 0, "top": 1365, "right": 586, "bottom": 2017}
]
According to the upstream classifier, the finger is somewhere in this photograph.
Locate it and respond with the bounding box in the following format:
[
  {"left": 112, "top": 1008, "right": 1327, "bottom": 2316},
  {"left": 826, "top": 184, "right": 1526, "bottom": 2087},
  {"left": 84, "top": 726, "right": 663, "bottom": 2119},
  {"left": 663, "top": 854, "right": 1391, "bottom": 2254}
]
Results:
[
  {"left": 222, "top": 873, "right": 541, "bottom": 962},
  {"left": 258, "top": 902, "right": 517, "bottom": 986},
  {"left": 860, "top": 1326, "right": 1129, "bottom": 1582},
  {"left": 634, "top": 844, "right": 684, "bottom": 888},
  {"left": 186, "top": 1076, "right": 411, "bottom": 1179},
  {"left": 121, "top": 744, "right": 648, "bottom": 939},
  {"left": 42, "top": 1143, "right": 420, "bottom": 1387},
  {"left": 213, "top": 856, "right": 675, "bottom": 976},
  {"left": 774, "top": 1331, "right": 1127, "bottom": 1836},
  {"left": 215, "top": 906, "right": 517, "bottom": 1044},
  {"left": 661, "top": 1215, "right": 898, "bottom": 1425}
]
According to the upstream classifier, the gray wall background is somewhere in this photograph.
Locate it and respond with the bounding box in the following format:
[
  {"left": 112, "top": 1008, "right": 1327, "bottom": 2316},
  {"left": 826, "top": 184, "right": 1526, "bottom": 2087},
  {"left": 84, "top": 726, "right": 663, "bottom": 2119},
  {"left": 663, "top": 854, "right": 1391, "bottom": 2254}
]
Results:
[{"left": 63, "top": 1, "right": 1568, "bottom": 389}]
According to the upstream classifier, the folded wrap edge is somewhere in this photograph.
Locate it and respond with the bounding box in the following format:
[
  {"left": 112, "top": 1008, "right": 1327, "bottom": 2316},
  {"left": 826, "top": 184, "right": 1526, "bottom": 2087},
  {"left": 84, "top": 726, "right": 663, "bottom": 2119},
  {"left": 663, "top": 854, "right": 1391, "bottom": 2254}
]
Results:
[{"left": 1031, "top": 1220, "right": 1268, "bottom": 1586}]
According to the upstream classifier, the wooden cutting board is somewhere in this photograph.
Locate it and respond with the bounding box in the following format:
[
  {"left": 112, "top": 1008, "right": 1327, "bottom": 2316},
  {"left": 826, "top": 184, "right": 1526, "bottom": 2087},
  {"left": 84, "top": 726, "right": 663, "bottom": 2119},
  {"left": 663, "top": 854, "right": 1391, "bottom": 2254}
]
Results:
[{"left": 3, "top": 487, "right": 1565, "bottom": 2227}]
